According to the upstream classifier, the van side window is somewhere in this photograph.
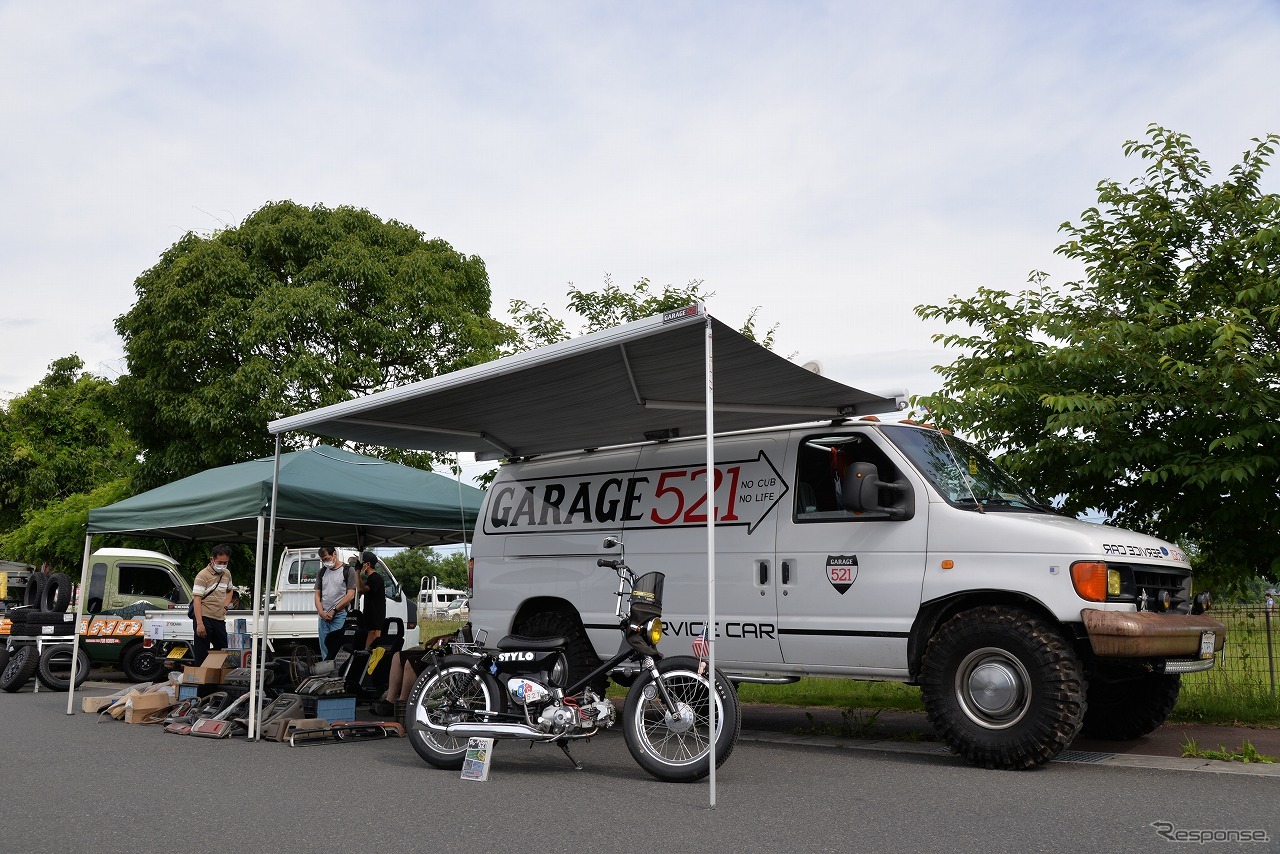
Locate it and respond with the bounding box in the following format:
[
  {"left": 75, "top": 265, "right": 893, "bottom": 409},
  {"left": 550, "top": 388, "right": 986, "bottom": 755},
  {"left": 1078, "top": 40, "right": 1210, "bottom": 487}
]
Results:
[{"left": 794, "top": 434, "right": 900, "bottom": 522}]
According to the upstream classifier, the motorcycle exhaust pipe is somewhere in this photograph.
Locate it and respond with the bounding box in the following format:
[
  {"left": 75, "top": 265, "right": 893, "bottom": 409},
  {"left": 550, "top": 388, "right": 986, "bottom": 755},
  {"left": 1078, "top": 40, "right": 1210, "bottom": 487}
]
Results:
[{"left": 445, "top": 721, "right": 556, "bottom": 740}]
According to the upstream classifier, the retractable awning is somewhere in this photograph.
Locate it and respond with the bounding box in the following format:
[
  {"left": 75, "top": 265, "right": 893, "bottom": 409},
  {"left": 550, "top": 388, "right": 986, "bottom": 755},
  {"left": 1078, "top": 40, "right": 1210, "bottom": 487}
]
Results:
[{"left": 269, "top": 307, "right": 895, "bottom": 456}]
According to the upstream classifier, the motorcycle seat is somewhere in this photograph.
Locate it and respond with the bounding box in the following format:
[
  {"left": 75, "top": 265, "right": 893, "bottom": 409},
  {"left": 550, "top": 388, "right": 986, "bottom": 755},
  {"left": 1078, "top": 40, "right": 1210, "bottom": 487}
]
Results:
[{"left": 496, "top": 634, "right": 565, "bottom": 651}]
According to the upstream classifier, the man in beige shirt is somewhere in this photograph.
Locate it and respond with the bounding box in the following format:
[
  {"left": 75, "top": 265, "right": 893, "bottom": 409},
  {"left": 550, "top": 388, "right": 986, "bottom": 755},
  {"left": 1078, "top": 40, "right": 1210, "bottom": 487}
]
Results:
[{"left": 192, "top": 544, "right": 235, "bottom": 665}]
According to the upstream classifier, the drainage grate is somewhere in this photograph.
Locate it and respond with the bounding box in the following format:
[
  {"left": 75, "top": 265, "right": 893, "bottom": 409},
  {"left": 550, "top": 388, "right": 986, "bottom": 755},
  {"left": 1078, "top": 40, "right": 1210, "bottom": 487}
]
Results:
[
  {"left": 1053, "top": 750, "right": 1115, "bottom": 764},
  {"left": 932, "top": 747, "right": 1116, "bottom": 764}
]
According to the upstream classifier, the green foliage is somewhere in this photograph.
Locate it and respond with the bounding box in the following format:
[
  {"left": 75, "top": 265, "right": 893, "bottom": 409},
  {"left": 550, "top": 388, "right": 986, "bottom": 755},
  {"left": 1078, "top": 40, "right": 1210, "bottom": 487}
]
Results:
[
  {"left": 114, "top": 201, "right": 512, "bottom": 487},
  {"left": 916, "top": 126, "right": 1280, "bottom": 587},
  {"left": 0, "top": 478, "right": 133, "bottom": 569},
  {"left": 1180, "top": 736, "right": 1276, "bottom": 763},
  {"left": 508, "top": 274, "right": 779, "bottom": 350},
  {"left": 384, "top": 546, "right": 468, "bottom": 595},
  {"left": 0, "top": 356, "right": 138, "bottom": 532}
]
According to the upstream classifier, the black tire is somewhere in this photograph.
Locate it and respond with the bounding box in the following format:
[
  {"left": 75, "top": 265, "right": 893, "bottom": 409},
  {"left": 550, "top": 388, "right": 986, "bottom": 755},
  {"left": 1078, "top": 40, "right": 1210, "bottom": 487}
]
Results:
[
  {"left": 36, "top": 644, "right": 91, "bottom": 690},
  {"left": 121, "top": 642, "right": 166, "bottom": 683},
  {"left": 623, "top": 656, "right": 741, "bottom": 782},
  {"left": 23, "top": 573, "right": 46, "bottom": 608},
  {"left": 1080, "top": 669, "right": 1180, "bottom": 740},
  {"left": 41, "top": 573, "right": 73, "bottom": 613},
  {"left": 23, "top": 612, "right": 76, "bottom": 626},
  {"left": 515, "top": 610, "right": 605, "bottom": 693},
  {"left": 0, "top": 646, "right": 38, "bottom": 692},
  {"left": 0, "top": 646, "right": 9, "bottom": 674},
  {"left": 405, "top": 655, "right": 503, "bottom": 770},
  {"left": 919, "top": 607, "right": 1085, "bottom": 770}
]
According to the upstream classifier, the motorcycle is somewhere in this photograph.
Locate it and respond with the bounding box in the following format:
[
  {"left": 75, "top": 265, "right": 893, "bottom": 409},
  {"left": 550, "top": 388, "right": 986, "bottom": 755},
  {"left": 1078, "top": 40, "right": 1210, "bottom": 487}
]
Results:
[{"left": 405, "top": 537, "right": 741, "bottom": 782}]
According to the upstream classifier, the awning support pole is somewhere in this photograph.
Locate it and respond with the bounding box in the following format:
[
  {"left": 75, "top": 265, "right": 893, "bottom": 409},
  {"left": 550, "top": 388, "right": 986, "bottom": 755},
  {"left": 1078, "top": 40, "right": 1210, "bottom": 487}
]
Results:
[{"left": 705, "top": 315, "right": 717, "bottom": 809}]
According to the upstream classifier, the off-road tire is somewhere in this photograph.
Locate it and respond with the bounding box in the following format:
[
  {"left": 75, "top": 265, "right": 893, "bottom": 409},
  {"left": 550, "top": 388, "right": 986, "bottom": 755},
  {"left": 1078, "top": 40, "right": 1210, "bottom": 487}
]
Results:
[
  {"left": 36, "top": 644, "right": 91, "bottom": 690},
  {"left": 41, "top": 572, "right": 73, "bottom": 613},
  {"left": 0, "top": 645, "right": 38, "bottom": 692},
  {"left": 1080, "top": 669, "right": 1180, "bottom": 740},
  {"left": 121, "top": 642, "right": 166, "bottom": 683},
  {"left": 23, "top": 573, "right": 46, "bottom": 609},
  {"left": 515, "top": 610, "right": 605, "bottom": 693},
  {"left": 920, "top": 606, "right": 1085, "bottom": 769}
]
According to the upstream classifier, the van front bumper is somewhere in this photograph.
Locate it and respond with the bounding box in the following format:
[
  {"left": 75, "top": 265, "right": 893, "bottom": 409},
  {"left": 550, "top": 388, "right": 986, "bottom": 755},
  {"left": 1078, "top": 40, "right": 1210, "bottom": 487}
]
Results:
[{"left": 1081, "top": 609, "right": 1226, "bottom": 659}]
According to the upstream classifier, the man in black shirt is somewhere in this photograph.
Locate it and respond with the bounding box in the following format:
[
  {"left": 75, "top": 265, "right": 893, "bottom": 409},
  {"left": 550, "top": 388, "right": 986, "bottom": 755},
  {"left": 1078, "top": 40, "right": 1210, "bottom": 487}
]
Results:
[{"left": 357, "top": 550, "right": 386, "bottom": 649}]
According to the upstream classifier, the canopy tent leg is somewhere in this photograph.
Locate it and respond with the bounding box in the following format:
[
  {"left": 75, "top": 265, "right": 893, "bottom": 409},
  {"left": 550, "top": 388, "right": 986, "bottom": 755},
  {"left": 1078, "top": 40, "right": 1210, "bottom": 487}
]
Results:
[
  {"left": 247, "top": 513, "right": 266, "bottom": 738},
  {"left": 65, "top": 534, "right": 93, "bottom": 714},
  {"left": 252, "top": 436, "right": 284, "bottom": 739}
]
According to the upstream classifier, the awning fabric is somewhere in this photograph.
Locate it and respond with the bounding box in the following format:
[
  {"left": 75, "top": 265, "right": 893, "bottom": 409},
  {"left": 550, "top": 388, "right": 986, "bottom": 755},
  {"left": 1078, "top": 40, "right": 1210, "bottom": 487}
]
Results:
[
  {"left": 85, "top": 446, "right": 480, "bottom": 547},
  {"left": 269, "top": 308, "right": 895, "bottom": 457}
]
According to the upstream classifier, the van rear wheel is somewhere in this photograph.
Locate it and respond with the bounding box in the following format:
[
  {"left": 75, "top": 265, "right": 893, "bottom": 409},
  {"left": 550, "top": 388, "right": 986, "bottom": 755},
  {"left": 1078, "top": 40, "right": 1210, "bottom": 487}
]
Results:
[
  {"left": 516, "top": 610, "right": 605, "bottom": 693},
  {"left": 920, "top": 606, "right": 1085, "bottom": 769}
]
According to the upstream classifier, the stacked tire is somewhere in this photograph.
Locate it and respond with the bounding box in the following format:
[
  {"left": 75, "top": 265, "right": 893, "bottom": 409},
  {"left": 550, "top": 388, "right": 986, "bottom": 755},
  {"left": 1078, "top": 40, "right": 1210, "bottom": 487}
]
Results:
[{"left": 2, "top": 571, "right": 84, "bottom": 692}]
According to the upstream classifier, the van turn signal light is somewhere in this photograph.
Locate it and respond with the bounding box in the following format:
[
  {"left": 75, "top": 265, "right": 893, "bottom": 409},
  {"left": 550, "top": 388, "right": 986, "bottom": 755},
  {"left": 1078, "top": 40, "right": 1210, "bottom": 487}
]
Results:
[{"left": 1070, "top": 561, "right": 1117, "bottom": 602}]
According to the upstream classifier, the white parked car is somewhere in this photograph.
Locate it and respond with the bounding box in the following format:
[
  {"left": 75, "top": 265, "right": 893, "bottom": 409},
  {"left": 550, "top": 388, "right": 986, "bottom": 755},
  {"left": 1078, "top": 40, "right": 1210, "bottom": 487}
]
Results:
[{"left": 444, "top": 598, "right": 469, "bottom": 621}]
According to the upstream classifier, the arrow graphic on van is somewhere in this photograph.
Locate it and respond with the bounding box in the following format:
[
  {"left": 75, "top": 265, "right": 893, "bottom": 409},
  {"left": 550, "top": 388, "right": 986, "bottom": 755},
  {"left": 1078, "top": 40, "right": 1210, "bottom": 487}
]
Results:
[{"left": 484, "top": 450, "right": 789, "bottom": 535}]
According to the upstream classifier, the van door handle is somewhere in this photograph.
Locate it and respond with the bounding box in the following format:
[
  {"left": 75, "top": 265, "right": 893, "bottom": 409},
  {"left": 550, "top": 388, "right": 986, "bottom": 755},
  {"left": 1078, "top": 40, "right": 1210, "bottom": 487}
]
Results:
[
  {"left": 758, "top": 561, "right": 769, "bottom": 585},
  {"left": 781, "top": 560, "right": 791, "bottom": 585}
]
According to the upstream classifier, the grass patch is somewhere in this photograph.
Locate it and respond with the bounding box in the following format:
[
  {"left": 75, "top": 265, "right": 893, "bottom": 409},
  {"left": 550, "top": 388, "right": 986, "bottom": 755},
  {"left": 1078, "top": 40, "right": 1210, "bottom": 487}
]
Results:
[
  {"left": 1180, "top": 736, "right": 1276, "bottom": 763},
  {"left": 736, "top": 678, "right": 924, "bottom": 712}
]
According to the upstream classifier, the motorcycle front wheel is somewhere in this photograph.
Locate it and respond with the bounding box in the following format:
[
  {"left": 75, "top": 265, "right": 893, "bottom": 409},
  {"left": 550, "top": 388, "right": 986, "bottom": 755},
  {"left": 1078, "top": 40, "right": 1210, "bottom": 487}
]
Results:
[
  {"left": 623, "top": 655, "right": 741, "bottom": 782},
  {"left": 406, "top": 654, "right": 503, "bottom": 770}
]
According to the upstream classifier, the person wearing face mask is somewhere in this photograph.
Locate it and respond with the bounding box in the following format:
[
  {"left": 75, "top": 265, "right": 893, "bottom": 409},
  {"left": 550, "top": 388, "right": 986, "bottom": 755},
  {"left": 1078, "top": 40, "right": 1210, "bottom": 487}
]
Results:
[
  {"left": 355, "top": 551, "right": 386, "bottom": 649},
  {"left": 192, "top": 544, "right": 235, "bottom": 665},
  {"left": 314, "top": 545, "right": 356, "bottom": 658}
]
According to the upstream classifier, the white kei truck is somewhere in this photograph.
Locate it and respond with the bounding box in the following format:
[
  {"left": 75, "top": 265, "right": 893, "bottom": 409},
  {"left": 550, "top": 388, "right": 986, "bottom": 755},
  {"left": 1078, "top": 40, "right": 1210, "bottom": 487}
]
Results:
[
  {"left": 143, "top": 547, "right": 413, "bottom": 660},
  {"left": 467, "top": 418, "right": 1226, "bottom": 769}
]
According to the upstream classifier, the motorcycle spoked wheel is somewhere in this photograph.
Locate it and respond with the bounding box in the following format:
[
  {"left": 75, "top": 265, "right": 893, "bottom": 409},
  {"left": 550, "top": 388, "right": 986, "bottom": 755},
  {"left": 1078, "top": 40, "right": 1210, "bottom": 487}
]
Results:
[
  {"left": 405, "top": 654, "right": 504, "bottom": 770},
  {"left": 623, "top": 655, "right": 741, "bottom": 783}
]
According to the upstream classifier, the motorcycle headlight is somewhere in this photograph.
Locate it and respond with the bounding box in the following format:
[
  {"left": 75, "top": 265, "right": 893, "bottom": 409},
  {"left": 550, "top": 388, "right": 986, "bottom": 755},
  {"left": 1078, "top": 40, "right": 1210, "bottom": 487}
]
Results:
[
  {"left": 646, "top": 617, "right": 663, "bottom": 646},
  {"left": 550, "top": 653, "right": 568, "bottom": 687}
]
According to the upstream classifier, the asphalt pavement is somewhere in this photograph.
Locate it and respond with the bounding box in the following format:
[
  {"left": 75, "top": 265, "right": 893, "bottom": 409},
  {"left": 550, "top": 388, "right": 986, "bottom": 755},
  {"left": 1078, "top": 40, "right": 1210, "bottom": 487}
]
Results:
[{"left": 3, "top": 682, "right": 1278, "bottom": 854}]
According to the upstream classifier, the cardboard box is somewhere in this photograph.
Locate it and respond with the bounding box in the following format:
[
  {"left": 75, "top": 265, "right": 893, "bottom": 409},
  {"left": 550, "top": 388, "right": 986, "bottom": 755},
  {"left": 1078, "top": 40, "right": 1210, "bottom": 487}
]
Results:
[
  {"left": 181, "top": 650, "right": 233, "bottom": 684},
  {"left": 124, "top": 691, "right": 175, "bottom": 724},
  {"left": 82, "top": 696, "right": 116, "bottom": 714}
]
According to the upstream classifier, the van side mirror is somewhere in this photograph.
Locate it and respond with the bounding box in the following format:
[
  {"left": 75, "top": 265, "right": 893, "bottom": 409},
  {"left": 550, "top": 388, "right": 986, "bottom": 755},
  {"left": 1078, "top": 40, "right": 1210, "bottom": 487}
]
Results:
[{"left": 842, "top": 463, "right": 910, "bottom": 519}]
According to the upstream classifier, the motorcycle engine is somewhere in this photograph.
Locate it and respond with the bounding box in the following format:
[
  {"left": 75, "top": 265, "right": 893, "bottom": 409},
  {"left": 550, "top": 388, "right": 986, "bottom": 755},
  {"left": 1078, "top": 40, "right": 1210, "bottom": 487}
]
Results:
[{"left": 538, "top": 704, "right": 578, "bottom": 733}]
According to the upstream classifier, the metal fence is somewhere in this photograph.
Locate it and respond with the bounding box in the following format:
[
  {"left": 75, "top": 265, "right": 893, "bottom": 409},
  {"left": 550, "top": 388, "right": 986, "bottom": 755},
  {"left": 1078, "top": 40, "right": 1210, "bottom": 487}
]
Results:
[{"left": 1181, "top": 605, "right": 1279, "bottom": 704}]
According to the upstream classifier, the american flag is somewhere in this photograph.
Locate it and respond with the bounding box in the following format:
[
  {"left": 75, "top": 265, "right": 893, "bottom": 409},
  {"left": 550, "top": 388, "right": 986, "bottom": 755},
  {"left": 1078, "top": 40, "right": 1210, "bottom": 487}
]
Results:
[{"left": 692, "top": 626, "right": 710, "bottom": 659}]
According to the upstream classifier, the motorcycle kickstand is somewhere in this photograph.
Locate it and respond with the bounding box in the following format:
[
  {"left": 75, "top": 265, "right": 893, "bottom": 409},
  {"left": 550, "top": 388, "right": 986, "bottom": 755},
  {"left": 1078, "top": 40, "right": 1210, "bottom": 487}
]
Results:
[{"left": 557, "top": 740, "right": 584, "bottom": 771}]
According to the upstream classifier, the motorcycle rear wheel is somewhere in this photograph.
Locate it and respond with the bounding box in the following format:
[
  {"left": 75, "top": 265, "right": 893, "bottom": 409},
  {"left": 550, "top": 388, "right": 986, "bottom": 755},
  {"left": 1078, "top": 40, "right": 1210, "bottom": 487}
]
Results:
[
  {"left": 623, "top": 655, "right": 741, "bottom": 782},
  {"left": 406, "top": 654, "right": 503, "bottom": 770}
]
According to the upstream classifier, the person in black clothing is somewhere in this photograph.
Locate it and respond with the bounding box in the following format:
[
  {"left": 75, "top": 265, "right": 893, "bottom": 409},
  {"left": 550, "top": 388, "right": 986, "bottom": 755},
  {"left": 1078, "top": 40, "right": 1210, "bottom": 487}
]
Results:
[{"left": 357, "top": 550, "right": 386, "bottom": 649}]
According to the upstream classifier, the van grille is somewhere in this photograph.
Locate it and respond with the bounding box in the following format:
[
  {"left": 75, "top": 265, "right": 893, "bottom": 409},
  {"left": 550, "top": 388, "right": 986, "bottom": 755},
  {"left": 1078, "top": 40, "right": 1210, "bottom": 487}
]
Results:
[{"left": 1108, "top": 563, "right": 1193, "bottom": 614}]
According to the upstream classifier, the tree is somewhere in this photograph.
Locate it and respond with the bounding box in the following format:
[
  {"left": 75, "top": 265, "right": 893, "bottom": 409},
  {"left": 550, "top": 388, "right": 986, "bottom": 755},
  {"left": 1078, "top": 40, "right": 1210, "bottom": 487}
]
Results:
[
  {"left": 114, "top": 201, "right": 512, "bottom": 488},
  {"left": 915, "top": 126, "right": 1280, "bottom": 588},
  {"left": 384, "top": 546, "right": 468, "bottom": 596},
  {"left": 0, "top": 356, "right": 138, "bottom": 535},
  {"left": 508, "top": 274, "right": 779, "bottom": 350}
]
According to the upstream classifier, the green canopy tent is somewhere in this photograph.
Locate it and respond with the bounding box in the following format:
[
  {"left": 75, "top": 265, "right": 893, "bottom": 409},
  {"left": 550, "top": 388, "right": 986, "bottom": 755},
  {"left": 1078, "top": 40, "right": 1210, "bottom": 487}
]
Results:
[
  {"left": 85, "top": 445, "right": 481, "bottom": 548},
  {"left": 67, "top": 446, "right": 483, "bottom": 723}
]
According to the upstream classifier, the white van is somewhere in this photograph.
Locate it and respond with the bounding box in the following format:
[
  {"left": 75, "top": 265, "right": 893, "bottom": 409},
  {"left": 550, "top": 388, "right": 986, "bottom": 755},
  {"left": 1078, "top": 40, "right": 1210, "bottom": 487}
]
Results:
[
  {"left": 417, "top": 577, "right": 467, "bottom": 620},
  {"left": 469, "top": 418, "right": 1225, "bottom": 769}
]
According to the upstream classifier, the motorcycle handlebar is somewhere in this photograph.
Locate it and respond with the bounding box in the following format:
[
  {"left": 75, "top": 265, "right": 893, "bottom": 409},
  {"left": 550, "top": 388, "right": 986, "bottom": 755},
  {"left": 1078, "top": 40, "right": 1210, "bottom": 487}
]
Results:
[{"left": 597, "top": 558, "right": 621, "bottom": 569}]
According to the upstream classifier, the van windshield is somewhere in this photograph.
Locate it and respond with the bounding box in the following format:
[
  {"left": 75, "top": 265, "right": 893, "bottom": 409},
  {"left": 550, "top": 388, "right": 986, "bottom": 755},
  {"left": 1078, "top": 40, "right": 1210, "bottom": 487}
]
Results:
[{"left": 880, "top": 425, "right": 1048, "bottom": 513}]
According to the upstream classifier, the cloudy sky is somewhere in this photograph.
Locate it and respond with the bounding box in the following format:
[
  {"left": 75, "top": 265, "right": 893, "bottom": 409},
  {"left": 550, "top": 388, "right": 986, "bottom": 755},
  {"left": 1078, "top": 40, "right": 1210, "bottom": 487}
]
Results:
[{"left": 3, "top": 0, "right": 1278, "bottom": 427}]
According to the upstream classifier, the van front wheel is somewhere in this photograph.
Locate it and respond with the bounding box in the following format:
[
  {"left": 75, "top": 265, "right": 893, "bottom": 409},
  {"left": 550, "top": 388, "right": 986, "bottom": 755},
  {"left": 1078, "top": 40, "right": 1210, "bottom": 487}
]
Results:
[{"left": 920, "top": 607, "right": 1085, "bottom": 769}]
